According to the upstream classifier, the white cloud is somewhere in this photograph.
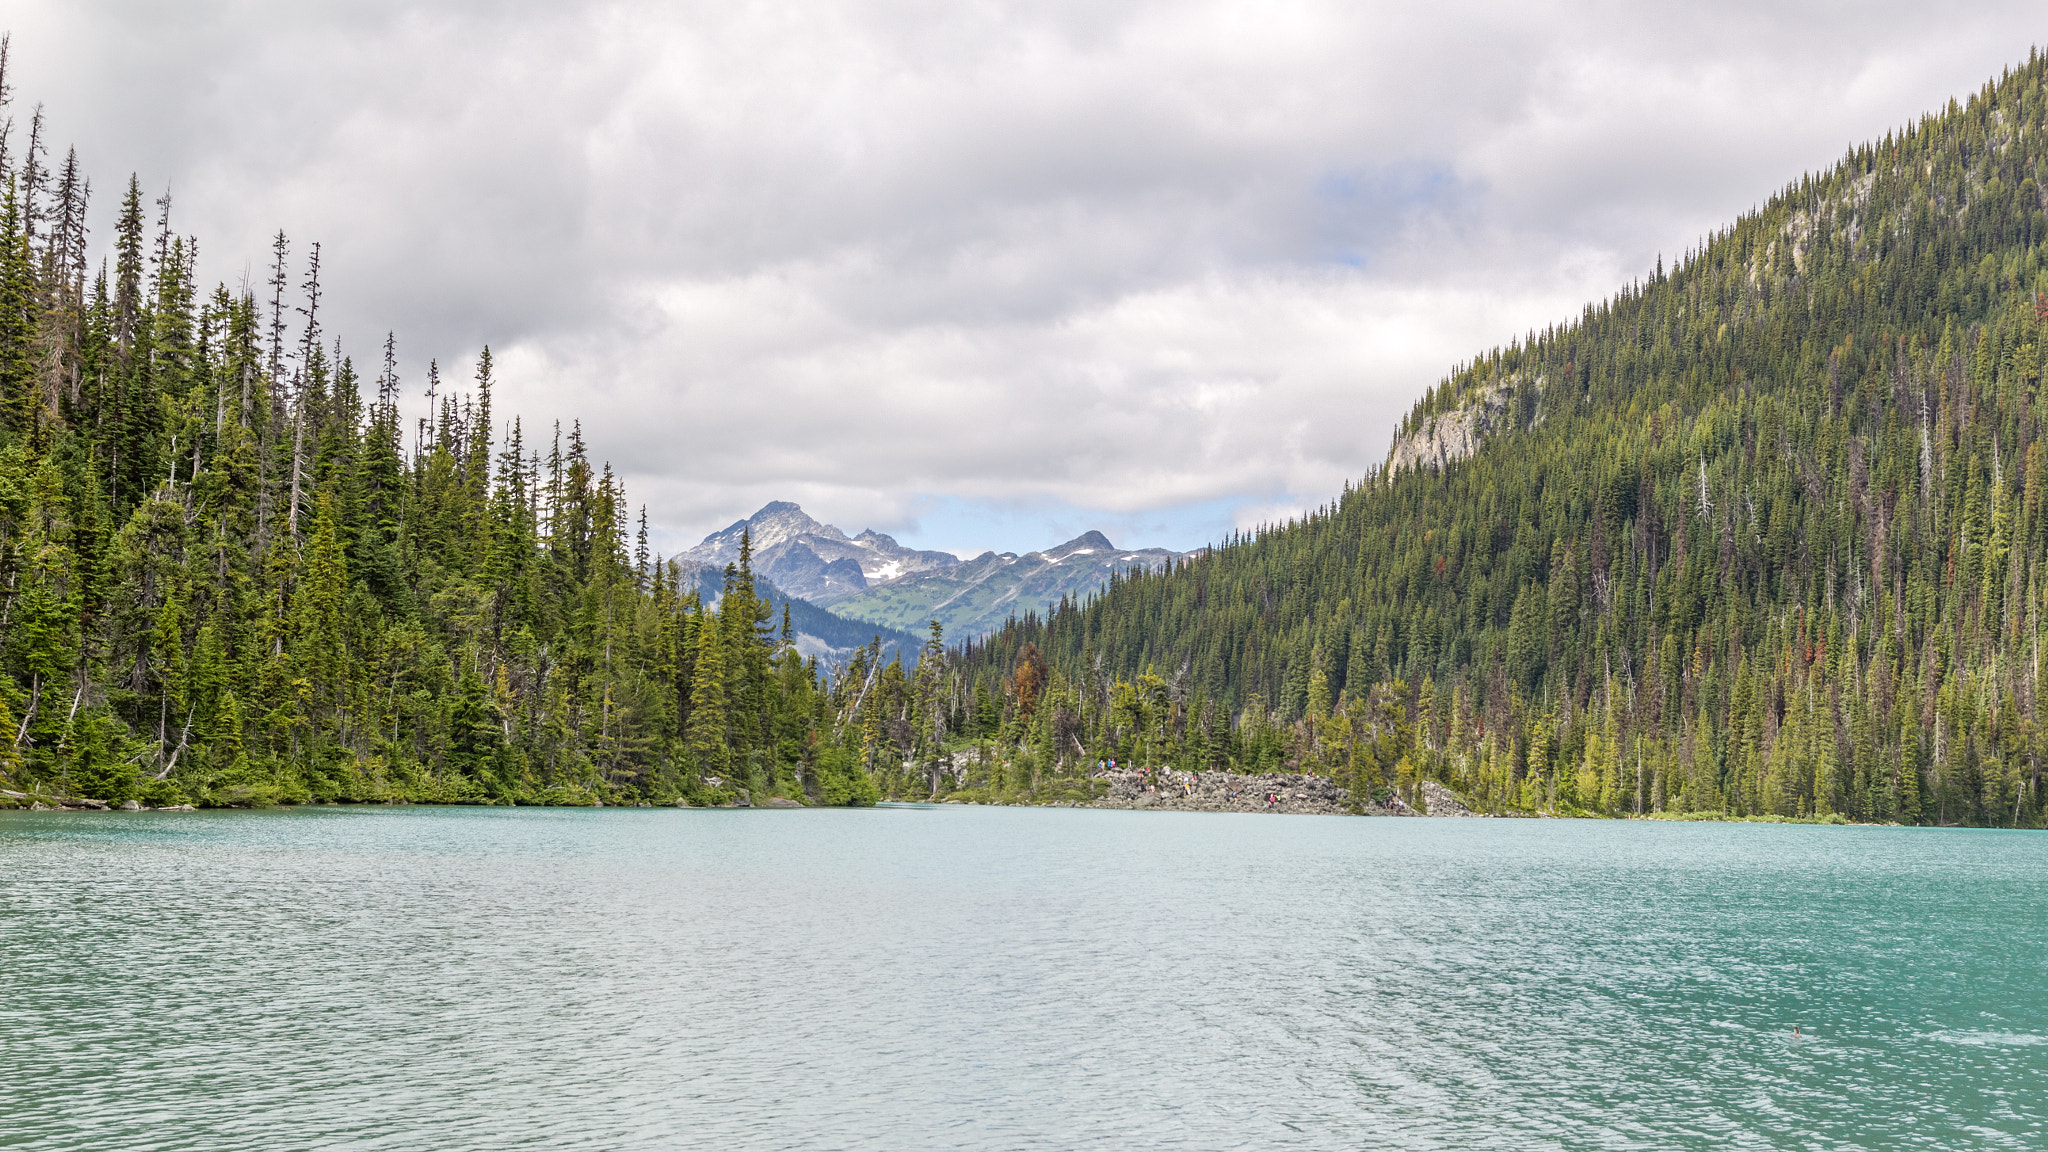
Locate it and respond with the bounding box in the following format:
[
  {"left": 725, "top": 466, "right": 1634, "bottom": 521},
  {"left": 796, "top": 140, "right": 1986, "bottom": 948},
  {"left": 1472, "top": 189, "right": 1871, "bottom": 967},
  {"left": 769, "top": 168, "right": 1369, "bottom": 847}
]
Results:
[{"left": 5, "top": 1, "right": 2042, "bottom": 553}]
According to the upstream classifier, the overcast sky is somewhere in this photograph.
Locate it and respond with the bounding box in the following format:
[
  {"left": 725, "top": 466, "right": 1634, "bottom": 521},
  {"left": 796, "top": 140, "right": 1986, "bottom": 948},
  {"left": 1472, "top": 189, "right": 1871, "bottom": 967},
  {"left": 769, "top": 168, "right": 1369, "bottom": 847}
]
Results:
[{"left": 5, "top": 2, "right": 2042, "bottom": 556}]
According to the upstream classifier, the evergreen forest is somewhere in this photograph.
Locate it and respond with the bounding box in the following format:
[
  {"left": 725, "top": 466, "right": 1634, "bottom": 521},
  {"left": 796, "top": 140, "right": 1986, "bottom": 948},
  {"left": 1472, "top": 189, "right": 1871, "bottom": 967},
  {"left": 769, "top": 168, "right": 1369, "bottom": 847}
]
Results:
[{"left": 0, "top": 39, "right": 900, "bottom": 809}]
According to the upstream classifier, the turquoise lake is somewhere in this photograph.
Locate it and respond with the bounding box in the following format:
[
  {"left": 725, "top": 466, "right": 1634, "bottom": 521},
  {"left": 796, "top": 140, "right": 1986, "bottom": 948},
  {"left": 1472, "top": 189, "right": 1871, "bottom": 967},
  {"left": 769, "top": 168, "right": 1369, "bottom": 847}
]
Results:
[{"left": 2, "top": 806, "right": 2043, "bottom": 1150}]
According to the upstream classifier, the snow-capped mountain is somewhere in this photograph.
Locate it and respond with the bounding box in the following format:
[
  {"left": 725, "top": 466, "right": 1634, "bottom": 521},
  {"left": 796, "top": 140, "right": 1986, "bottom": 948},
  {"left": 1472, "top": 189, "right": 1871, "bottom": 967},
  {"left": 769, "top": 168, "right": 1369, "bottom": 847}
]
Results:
[
  {"left": 679, "top": 501, "right": 962, "bottom": 605},
  {"left": 679, "top": 503, "right": 1200, "bottom": 640}
]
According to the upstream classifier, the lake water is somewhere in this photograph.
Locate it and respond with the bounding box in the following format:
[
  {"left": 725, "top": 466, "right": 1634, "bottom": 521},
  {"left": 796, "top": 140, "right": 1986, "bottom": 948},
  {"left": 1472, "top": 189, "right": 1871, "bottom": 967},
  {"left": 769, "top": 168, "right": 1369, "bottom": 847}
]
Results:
[{"left": 3, "top": 806, "right": 2043, "bottom": 1150}]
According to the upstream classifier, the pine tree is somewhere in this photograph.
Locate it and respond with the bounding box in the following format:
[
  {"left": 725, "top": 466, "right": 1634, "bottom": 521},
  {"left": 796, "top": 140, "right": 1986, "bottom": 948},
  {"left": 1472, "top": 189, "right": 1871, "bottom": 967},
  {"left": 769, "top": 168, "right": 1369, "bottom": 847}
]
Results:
[{"left": 687, "top": 608, "right": 729, "bottom": 783}]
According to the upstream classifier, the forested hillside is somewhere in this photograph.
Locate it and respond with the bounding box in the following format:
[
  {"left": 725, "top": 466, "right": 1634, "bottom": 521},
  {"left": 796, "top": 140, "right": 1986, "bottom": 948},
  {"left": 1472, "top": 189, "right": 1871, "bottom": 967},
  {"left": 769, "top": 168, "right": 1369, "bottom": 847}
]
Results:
[
  {"left": 0, "top": 41, "right": 921, "bottom": 808},
  {"left": 962, "top": 52, "right": 2048, "bottom": 826}
]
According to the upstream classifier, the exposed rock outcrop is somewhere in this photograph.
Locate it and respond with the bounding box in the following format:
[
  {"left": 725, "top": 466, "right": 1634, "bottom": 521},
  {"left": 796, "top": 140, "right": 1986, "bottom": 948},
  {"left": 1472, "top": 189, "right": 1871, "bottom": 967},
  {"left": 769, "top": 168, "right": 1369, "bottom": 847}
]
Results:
[{"left": 1386, "top": 372, "right": 1543, "bottom": 475}]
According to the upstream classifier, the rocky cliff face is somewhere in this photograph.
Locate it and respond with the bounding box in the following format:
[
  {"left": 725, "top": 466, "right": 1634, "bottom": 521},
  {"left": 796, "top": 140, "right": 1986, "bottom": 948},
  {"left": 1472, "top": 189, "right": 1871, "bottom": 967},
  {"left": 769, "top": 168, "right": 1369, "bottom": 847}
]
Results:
[{"left": 1385, "top": 372, "right": 1544, "bottom": 475}]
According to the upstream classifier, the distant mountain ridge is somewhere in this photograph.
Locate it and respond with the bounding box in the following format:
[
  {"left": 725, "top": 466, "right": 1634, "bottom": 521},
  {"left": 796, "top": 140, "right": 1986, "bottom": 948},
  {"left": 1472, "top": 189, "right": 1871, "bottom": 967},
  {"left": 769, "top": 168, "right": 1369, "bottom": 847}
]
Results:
[
  {"left": 684, "top": 503, "right": 1199, "bottom": 640},
  {"left": 826, "top": 528, "right": 1196, "bottom": 639}
]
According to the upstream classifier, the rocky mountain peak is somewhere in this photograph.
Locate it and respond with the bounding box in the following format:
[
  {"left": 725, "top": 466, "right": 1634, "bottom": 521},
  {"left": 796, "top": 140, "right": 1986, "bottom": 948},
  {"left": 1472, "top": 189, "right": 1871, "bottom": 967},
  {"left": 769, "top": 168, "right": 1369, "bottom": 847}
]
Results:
[
  {"left": 681, "top": 502, "right": 962, "bottom": 605},
  {"left": 1045, "top": 530, "right": 1116, "bottom": 559}
]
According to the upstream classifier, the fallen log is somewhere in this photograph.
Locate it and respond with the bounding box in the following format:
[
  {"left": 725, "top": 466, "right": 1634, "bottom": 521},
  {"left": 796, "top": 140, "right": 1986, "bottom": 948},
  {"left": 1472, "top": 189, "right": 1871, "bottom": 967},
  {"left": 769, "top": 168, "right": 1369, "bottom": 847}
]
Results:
[{"left": 3, "top": 788, "right": 112, "bottom": 810}]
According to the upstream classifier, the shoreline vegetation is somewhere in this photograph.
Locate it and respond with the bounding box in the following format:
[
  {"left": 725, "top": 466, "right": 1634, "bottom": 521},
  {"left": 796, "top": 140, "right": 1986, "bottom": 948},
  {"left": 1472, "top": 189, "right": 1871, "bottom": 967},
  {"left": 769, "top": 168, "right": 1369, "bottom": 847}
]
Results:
[{"left": 1, "top": 771, "right": 1897, "bottom": 824}]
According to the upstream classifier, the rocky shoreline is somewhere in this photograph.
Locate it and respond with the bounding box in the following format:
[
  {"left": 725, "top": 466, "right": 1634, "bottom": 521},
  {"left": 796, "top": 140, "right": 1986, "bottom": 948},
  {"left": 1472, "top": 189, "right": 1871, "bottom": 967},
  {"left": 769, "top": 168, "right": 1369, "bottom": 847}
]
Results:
[
  {"left": 1077, "top": 769, "right": 1487, "bottom": 817},
  {"left": 6, "top": 776, "right": 1487, "bottom": 818}
]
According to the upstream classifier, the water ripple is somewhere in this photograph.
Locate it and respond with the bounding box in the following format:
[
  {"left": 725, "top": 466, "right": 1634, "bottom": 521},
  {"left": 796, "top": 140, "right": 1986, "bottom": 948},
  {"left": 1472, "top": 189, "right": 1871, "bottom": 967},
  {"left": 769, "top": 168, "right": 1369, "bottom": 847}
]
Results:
[{"left": 3, "top": 808, "right": 2045, "bottom": 1150}]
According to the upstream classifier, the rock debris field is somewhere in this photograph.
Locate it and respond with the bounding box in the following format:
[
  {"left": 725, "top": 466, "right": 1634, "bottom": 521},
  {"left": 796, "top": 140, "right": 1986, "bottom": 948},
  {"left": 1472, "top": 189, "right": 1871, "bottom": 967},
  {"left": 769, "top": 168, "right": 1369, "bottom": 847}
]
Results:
[{"left": 1083, "top": 770, "right": 1482, "bottom": 817}]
